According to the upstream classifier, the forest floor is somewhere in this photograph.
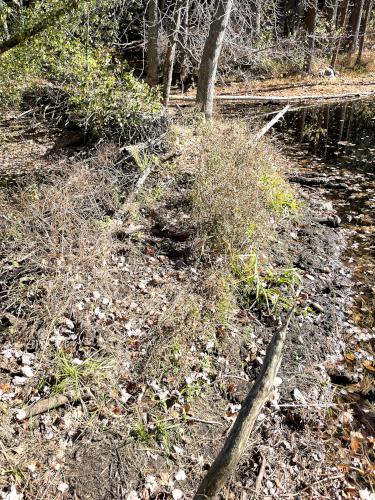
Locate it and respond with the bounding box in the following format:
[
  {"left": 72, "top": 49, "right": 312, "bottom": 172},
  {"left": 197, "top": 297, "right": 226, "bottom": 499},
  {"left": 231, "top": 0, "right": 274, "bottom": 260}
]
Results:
[
  {"left": 178, "top": 68, "right": 375, "bottom": 102},
  {"left": 216, "top": 73, "right": 375, "bottom": 98},
  {"left": 0, "top": 93, "right": 373, "bottom": 500}
]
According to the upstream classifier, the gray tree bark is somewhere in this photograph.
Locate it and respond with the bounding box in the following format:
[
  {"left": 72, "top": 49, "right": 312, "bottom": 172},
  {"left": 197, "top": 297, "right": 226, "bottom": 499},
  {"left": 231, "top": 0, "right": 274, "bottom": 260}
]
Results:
[
  {"left": 356, "top": 0, "right": 373, "bottom": 64},
  {"left": 163, "top": 0, "right": 186, "bottom": 106},
  {"left": 303, "top": 0, "right": 318, "bottom": 73},
  {"left": 348, "top": 0, "right": 365, "bottom": 54},
  {"left": 146, "top": 0, "right": 159, "bottom": 87},
  {"left": 331, "top": 0, "right": 350, "bottom": 69},
  {"left": 196, "top": 0, "right": 233, "bottom": 118}
]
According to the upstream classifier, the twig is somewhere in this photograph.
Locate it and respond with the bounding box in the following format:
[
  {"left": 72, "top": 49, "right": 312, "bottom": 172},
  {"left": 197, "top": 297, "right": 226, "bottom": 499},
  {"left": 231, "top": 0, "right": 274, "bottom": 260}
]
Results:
[
  {"left": 279, "top": 474, "right": 344, "bottom": 497},
  {"left": 188, "top": 417, "right": 224, "bottom": 426},
  {"left": 255, "top": 454, "right": 267, "bottom": 496},
  {"left": 126, "top": 165, "right": 152, "bottom": 205}
]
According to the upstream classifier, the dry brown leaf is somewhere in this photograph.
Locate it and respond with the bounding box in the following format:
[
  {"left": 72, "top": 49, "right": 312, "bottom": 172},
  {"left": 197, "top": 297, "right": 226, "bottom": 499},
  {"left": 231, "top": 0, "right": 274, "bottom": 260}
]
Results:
[
  {"left": 345, "top": 352, "right": 356, "bottom": 363},
  {"left": 363, "top": 360, "right": 375, "bottom": 373},
  {"left": 350, "top": 431, "right": 364, "bottom": 453}
]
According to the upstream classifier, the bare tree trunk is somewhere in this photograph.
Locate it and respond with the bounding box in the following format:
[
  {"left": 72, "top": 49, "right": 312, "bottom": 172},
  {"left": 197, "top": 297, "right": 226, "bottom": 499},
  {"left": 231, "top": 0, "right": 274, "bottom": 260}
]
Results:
[
  {"left": 347, "top": 0, "right": 365, "bottom": 54},
  {"left": 252, "top": 0, "right": 261, "bottom": 36},
  {"left": 331, "top": 0, "right": 350, "bottom": 69},
  {"left": 0, "top": 0, "right": 10, "bottom": 39},
  {"left": 146, "top": 0, "right": 159, "bottom": 87},
  {"left": 194, "top": 312, "right": 294, "bottom": 500},
  {"left": 196, "top": 0, "right": 233, "bottom": 118},
  {"left": 303, "top": 0, "right": 318, "bottom": 73},
  {"left": 329, "top": 0, "right": 340, "bottom": 54},
  {"left": 356, "top": 0, "right": 373, "bottom": 64},
  {"left": 0, "top": 0, "right": 85, "bottom": 55},
  {"left": 163, "top": 0, "right": 186, "bottom": 106},
  {"left": 179, "top": 0, "right": 190, "bottom": 93}
]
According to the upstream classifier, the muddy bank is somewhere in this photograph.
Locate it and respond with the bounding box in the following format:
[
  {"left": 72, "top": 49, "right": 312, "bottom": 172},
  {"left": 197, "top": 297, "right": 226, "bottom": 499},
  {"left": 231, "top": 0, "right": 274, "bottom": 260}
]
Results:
[{"left": 0, "top": 111, "right": 371, "bottom": 500}]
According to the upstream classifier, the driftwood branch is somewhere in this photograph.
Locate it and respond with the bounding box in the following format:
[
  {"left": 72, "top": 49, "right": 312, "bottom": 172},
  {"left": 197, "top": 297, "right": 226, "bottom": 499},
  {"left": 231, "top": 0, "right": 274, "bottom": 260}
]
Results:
[
  {"left": 194, "top": 310, "right": 294, "bottom": 500},
  {"left": 255, "top": 105, "right": 290, "bottom": 140}
]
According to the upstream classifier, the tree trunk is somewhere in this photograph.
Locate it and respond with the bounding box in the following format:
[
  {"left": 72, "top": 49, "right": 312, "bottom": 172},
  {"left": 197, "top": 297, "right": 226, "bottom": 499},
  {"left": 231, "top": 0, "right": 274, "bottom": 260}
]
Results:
[
  {"left": 347, "top": 0, "right": 365, "bottom": 53},
  {"left": 0, "top": 0, "right": 85, "bottom": 56},
  {"left": 196, "top": 0, "right": 233, "bottom": 118},
  {"left": 178, "top": 0, "right": 190, "bottom": 93},
  {"left": 329, "top": 0, "right": 340, "bottom": 53},
  {"left": 303, "top": 0, "right": 318, "bottom": 73},
  {"left": 356, "top": 0, "right": 373, "bottom": 64},
  {"left": 163, "top": 0, "right": 186, "bottom": 106},
  {"left": 331, "top": 0, "right": 350, "bottom": 69},
  {"left": 146, "top": 0, "right": 159, "bottom": 87}
]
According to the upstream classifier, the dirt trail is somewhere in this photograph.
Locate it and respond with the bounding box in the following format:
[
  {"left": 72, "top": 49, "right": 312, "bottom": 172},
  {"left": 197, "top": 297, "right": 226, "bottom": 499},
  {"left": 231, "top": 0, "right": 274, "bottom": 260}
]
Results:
[{"left": 177, "top": 73, "right": 375, "bottom": 102}]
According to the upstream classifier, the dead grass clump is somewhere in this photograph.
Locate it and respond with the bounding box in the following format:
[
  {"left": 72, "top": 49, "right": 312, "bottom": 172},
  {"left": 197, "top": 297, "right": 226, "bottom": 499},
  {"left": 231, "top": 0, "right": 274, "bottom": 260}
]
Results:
[
  {"left": 1, "top": 164, "right": 116, "bottom": 332},
  {"left": 191, "top": 120, "right": 294, "bottom": 255}
]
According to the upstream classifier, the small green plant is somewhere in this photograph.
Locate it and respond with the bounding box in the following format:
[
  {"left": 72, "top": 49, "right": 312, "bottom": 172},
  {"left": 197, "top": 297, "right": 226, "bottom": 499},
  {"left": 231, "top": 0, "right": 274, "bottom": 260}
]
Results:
[
  {"left": 52, "top": 350, "right": 110, "bottom": 396},
  {"left": 231, "top": 252, "right": 301, "bottom": 313},
  {"left": 260, "top": 174, "right": 300, "bottom": 216},
  {"left": 134, "top": 418, "right": 176, "bottom": 451}
]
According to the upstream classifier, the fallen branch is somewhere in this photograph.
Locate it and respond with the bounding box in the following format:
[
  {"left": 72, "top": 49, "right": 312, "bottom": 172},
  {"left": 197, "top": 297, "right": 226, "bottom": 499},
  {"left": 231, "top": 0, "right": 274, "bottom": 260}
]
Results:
[
  {"left": 170, "top": 90, "right": 375, "bottom": 103},
  {"left": 126, "top": 165, "right": 152, "bottom": 205},
  {"left": 255, "top": 454, "right": 267, "bottom": 496},
  {"left": 194, "top": 310, "right": 294, "bottom": 500},
  {"left": 255, "top": 105, "right": 290, "bottom": 140}
]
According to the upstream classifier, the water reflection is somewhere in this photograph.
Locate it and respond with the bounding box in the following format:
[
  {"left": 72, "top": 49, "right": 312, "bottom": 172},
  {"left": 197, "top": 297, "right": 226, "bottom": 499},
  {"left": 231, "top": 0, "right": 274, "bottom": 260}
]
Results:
[
  {"left": 283, "top": 98, "right": 375, "bottom": 172},
  {"left": 278, "top": 98, "right": 375, "bottom": 335}
]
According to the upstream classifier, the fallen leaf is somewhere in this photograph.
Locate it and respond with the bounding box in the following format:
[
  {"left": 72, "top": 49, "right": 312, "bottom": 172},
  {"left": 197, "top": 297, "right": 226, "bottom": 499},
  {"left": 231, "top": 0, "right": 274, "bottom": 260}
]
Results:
[
  {"left": 175, "top": 470, "right": 186, "bottom": 482},
  {"left": 363, "top": 360, "right": 375, "bottom": 373},
  {"left": 350, "top": 431, "right": 364, "bottom": 453},
  {"left": 345, "top": 352, "right": 356, "bottom": 363},
  {"left": 172, "top": 489, "right": 183, "bottom": 500}
]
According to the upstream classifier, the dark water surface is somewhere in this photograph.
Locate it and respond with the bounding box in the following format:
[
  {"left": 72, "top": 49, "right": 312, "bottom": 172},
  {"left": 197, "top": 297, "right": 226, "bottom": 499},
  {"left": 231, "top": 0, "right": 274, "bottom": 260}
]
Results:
[{"left": 278, "top": 98, "right": 375, "bottom": 337}]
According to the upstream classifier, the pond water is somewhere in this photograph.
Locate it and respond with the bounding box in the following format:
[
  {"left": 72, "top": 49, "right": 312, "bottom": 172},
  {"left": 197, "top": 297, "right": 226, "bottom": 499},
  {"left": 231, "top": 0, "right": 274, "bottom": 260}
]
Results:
[
  {"left": 278, "top": 98, "right": 375, "bottom": 338},
  {"left": 276, "top": 96, "right": 375, "bottom": 494}
]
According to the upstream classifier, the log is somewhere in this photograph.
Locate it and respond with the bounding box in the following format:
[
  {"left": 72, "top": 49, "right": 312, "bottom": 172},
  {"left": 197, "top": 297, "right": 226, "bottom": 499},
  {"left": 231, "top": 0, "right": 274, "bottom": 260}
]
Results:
[
  {"left": 194, "top": 310, "right": 294, "bottom": 499},
  {"left": 170, "top": 90, "right": 375, "bottom": 103},
  {"left": 255, "top": 105, "right": 290, "bottom": 140}
]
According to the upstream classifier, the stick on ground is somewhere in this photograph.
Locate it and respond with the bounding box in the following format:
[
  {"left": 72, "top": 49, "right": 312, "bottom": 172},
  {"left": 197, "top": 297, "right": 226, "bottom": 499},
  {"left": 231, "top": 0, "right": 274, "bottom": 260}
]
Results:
[{"left": 194, "top": 309, "right": 294, "bottom": 500}]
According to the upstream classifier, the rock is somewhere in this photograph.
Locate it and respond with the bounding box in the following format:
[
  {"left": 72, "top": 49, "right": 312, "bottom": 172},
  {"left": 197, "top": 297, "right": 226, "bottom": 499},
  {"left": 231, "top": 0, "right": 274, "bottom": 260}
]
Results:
[{"left": 315, "top": 215, "right": 341, "bottom": 228}]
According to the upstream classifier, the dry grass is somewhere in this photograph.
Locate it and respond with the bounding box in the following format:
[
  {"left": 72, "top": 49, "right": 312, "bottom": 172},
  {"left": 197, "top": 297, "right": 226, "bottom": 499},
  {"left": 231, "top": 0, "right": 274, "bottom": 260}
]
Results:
[
  {"left": 191, "top": 120, "right": 297, "bottom": 255},
  {"left": 0, "top": 117, "right": 302, "bottom": 499},
  {"left": 1, "top": 153, "right": 121, "bottom": 343}
]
